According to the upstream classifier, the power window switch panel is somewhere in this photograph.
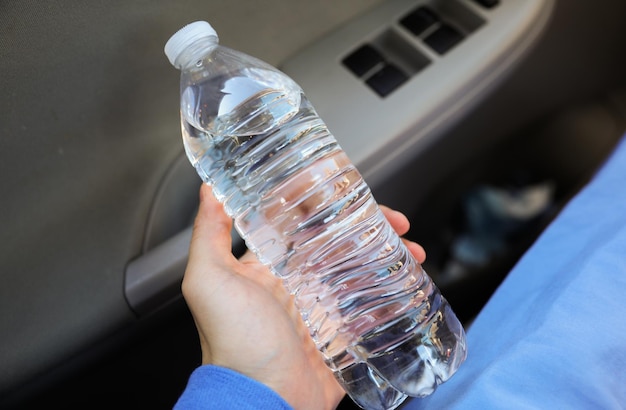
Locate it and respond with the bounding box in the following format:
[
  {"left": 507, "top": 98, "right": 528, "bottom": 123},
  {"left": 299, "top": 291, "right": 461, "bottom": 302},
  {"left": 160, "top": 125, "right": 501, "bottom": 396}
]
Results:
[
  {"left": 400, "top": 6, "right": 439, "bottom": 36},
  {"left": 342, "top": 44, "right": 384, "bottom": 77},
  {"left": 472, "top": 0, "right": 500, "bottom": 9},
  {"left": 424, "top": 24, "right": 464, "bottom": 54},
  {"left": 366, "top": 63, "right": 408, "bottom": 97}
]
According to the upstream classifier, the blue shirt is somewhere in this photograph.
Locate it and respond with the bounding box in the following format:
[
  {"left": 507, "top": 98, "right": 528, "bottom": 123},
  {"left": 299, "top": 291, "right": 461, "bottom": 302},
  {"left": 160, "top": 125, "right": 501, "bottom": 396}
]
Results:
[
  {"left": 176, "top": 133, "right": 626, "bottom": 409},
  {"left": 174, "top": 365, "right": 292, "bottom": 409}
]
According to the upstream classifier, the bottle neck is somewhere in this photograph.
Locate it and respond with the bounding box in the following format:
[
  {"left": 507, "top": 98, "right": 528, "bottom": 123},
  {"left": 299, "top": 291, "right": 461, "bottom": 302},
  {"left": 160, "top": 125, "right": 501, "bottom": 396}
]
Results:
[{"left": 174, "top": 36, "right": 219, "bottom": 70}]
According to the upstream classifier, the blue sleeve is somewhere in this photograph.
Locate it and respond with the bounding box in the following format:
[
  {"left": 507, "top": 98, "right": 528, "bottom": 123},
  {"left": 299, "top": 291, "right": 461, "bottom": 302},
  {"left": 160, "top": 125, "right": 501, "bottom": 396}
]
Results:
[
  {"left": 174, "top": 365, "right": 293, "bottom": 410},
  {"left": 406, "top": 134, "right": 626, "bottom": 409}
]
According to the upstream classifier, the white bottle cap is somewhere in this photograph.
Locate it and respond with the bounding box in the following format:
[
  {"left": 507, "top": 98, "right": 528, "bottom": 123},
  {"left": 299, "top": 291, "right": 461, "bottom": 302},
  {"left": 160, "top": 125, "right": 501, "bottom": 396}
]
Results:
[{"left": 164, "top": 21, "right": 218, "bottom": 67}]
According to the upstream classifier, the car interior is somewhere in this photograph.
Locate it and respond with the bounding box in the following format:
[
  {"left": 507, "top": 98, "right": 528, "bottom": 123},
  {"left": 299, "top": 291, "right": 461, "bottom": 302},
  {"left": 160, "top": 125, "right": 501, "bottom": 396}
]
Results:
[{"left": 2, "top": 0, "right": 625, "bottom": 408}]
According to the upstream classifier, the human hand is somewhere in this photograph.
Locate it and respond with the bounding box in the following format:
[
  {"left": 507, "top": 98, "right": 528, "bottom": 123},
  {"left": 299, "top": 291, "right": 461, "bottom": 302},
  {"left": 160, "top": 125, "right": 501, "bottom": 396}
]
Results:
[{"left": 182, "top": 184, "right": 426, "bottom": 410}]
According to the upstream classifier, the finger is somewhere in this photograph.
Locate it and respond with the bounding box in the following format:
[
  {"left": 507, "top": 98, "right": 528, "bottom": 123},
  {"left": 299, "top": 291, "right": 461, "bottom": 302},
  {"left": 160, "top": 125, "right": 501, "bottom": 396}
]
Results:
[
  {"left": 234, "top": 203, "right": 426, "bottom": 269},
  {"left": 380, "top": 205, "right": 410, "bottom": 237},
  {"left": 238, "top": 249, "right": 258, "bottom": 264},
  {"left": 191, "top": 184, "right": 235, "bottom": 260},
  {"left": 380, "top": 205, "right": 427, "bottom": 263},
  {"left": 403, "top": 238, "right": 426, "bottom": 264}
]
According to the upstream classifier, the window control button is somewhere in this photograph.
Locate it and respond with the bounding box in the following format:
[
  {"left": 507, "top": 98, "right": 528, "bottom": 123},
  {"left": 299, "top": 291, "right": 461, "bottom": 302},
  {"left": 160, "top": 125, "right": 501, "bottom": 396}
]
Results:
[
  {"left": 400, "top": 6, "right": 439, "bottom": 36},
  {"left": 366, "top": 63, "right": 408, "bottom": 97},
  {"left": 472, "top": 0, "right": 500, "bottom": 9},
  {"left": 342, "top": 44, "right": 385, "bottom": 77},
  {"left": 424, "top": 23, "right": 464, "bottom": 54}
]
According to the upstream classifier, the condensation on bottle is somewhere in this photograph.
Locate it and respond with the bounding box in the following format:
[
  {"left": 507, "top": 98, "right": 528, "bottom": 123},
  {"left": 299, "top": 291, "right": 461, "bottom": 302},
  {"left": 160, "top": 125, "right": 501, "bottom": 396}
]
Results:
[{"left": 165, "top": 21, "right": 466, "bottom": 410}]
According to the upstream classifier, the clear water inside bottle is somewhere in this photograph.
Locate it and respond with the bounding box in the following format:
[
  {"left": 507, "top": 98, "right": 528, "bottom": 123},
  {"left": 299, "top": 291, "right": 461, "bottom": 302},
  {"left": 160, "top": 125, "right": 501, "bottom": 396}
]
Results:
[{"left": 180, "top": 66, "right": 466, "bottom": 409}]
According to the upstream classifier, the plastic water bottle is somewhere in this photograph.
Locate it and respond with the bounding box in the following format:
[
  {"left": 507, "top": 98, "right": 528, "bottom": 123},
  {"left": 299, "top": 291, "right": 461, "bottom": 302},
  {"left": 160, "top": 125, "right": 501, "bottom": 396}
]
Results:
[{"left": 164, "top": 21, "right": 466, "bottom": 410}]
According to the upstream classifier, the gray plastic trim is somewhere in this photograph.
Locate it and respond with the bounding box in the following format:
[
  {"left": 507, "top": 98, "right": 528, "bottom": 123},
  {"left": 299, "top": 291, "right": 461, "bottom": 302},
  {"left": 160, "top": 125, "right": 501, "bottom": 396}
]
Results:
[
  {"left": 281, "top": 0, "right": 556, "bottom": 188},
  {"left": 125, "top": 227, "right": 192, "bottom": 316},
  {"left": 125, "top": 225, "right": 246, "bottom": 316}
]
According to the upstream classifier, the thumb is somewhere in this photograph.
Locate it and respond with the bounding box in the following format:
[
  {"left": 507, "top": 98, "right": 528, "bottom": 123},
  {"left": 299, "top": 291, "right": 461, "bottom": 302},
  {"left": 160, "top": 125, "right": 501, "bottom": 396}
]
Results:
[
  {"left": 183, "top": 184, "right": 237, "bottom": 294},
  {"left": 190, "top": 185, "right": 234, "bottom": 261}
]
